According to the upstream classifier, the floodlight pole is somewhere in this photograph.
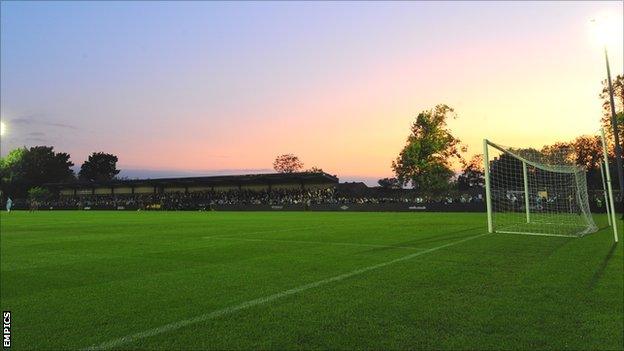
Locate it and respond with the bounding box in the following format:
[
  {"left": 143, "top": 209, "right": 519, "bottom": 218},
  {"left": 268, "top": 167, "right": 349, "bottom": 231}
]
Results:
[{"left": 604, "top": 47, "right": 624, "bottom": 208}]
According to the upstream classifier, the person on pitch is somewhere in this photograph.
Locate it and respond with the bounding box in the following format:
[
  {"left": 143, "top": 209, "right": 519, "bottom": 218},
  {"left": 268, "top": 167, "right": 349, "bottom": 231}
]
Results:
[{"left": 6, "top": 197, "right": 13, "bottom": 213}]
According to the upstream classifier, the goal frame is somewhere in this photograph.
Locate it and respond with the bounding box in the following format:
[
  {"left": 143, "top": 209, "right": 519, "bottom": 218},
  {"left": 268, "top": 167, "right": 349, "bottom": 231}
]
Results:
[{"left": 483, "top": 135, "right": 618, "bottom": 242}]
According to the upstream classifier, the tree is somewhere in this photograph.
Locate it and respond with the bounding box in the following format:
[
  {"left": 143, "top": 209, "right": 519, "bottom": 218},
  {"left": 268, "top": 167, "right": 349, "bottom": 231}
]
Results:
[
  {"left": 570, "top": 135, "right": 603, "bottom": 172},
  {"left": 489, "top": 152, "right": 524, "bottom": 191},
  {"left": 540, "top": 142, "right": 575, "bottom": 166},
  {"left": 1, "top": 148, "right": 26, "bottom": 184},
  {"left": 28, "top": 186, "right": 51, "bottom": 201},
  {"left": 391, "top": 104, "right": 463, "bottom": 193},
  {"left": 535, "top": 136, "right": 605, "bottom": 189},
  {"left": 79, "top": 152, "right": 120, "bottom": 182},
  {"left": 538, "top": 137, "right": 604, "bottom": 172},
  {"left": 273, "top": 154, "right": 303, "bottom": 173},
  {"left": 457, "top": 154, "right": 484, "bottom": 190},
  {"left": 600, "top": 74, "right": 624, "bottom": 217},
  {"left": 20, "top": 146, "right": 74, "bottom": 184},
  {"left": 0, "top": 148, "right": 27, "bottom": 199},
  {"left": 600, "top": 74, "right": 624, "bottom": 151},
  {"left": 377, "top": 177, "right": 400, "bottom": 189},
  {"left": 306, "top": 166, "right": 323, "bottom": 173},
  {"left": 570, "top": 135, "right": 607, "bottom": 190},
  {"left": 0, "top": 146, "right": 74, "bottom": 198}
]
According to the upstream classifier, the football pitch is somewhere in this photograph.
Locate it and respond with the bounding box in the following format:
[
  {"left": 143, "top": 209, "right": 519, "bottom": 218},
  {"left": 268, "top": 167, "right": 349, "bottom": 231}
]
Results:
[{"left": 1, "top": 211, "right": 622, "bottom": 350}]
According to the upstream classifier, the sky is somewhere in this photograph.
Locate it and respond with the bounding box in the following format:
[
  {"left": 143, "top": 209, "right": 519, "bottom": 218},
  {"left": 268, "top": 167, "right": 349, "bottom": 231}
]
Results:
[{"left": 1, "top": 1, "right": 623, "bottom": 185}]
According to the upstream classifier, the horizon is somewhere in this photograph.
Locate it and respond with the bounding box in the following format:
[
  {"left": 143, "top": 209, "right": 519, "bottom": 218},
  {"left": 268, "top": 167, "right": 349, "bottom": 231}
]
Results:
[{"left": 1, "top": 1, "right": 623, "bottom": 185}]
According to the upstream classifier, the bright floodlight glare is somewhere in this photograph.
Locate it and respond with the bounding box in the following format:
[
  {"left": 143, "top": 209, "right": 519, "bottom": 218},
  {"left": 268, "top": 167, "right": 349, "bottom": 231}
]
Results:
[
  {"left": 589, "top": 11, "right": 624, "bottom": 47},
  {"left": 0, "top": 121, "right": 5, "bottom": 136}
]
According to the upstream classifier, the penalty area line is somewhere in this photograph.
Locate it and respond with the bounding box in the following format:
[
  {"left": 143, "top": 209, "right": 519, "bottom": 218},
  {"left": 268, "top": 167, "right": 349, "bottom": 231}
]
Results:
[{"left": 82, "top": 233, "right": 488, "bottom": 351}]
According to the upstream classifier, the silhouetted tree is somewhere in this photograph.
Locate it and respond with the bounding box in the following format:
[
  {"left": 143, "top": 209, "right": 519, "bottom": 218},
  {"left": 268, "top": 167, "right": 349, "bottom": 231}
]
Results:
[
  {"left": 540, "top": 142, "right": 575, "bottom": 166},
  {"left": 79, "top": 152, "right": 120, "bottom": 182},
  {"left": 457, "top": 154, "right": 484, "bottom": 190},
  {"left": 273, "top": 154, "right": 303, "bottom": 173},
  {"left": 489, "top": 154, "right": 519, "bottom": 192},
  {"left": 28, "top": 186, "right": 51, "bottom": 201},
  {"left": 568, "top": 136, "right": 603, "bottom": 171},
  {"left": 539, "top": 136, "right": 609, "bottom": 189},
  {"left": 600, "top": 74, "right": 624, "bottom": 217},
  {"left": 600, "top": 74, "right": 624, "bottom": 151},
  {"left": 306, "top": 166, "right": 323, "bottom": 173},
  {"left": 377, "top": 177, "right": 400, "bottom": 189}
]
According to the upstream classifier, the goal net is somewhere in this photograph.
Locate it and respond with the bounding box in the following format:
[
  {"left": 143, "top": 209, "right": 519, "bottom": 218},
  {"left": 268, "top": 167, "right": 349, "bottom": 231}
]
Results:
[{"left": 483, "top": 139, "right": 598, "bottom": 237}]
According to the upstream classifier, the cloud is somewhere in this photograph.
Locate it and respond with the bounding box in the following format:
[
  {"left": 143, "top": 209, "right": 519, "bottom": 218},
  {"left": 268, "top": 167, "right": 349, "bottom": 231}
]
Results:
[
  {"left": 27, "top": 131, "right": 45, "bottom": 136},
  {"left": 10, "top": 116, "right": 78, "bottom": 130},
  {"left": 23, "top": 137, "right": 48, "bottom": 143},
  {"left": 118, "top": 168, "right": 274, "bottom": 179}
]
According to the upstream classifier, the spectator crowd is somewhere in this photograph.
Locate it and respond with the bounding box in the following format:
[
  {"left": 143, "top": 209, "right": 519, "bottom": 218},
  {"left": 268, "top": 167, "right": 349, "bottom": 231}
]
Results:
[
  {"left": 12, "top": 187, "right": 619, "bottom": 212},
  {"left": 22, "top": 187, "right": 488, "bottom": 211}
]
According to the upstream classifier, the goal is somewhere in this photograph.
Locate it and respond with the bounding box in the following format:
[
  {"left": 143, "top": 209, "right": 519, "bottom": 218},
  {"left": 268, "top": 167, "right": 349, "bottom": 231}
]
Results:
[{"left": 482, "top": 138, "right": 607, "bottom": 238}]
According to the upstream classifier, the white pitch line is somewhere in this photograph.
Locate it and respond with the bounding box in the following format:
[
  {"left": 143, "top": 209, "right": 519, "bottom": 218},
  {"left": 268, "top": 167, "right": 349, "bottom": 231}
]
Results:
[
  {"left": 203, "top": 236, "right": 427, "bottom": 250},
  {"left": 495, "top": 230, "right": 575, "bottom": 238},
  {"left": 83, "top": 233, "right": 488, "bottom": 351}
]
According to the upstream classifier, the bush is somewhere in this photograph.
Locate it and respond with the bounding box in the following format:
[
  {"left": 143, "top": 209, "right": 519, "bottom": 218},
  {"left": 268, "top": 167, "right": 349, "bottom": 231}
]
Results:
[{"left": 28, "top": 187, "right": 51, "bottom": 201}]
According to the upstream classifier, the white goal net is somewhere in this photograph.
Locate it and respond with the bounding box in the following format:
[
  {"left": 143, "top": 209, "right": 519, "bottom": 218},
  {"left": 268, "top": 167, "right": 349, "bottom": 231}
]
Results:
[{"left": 483, "top": 140, "right": 598, "bottom": 237}]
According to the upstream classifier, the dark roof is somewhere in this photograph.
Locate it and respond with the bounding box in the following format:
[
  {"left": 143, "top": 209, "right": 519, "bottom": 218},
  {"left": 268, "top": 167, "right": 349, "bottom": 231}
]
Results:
[
  {"left": 47, "top": 172, "right": 339, "bottom": 189},
  {"left": 336, "top": 182, "right": 369, "bottom": 190}
]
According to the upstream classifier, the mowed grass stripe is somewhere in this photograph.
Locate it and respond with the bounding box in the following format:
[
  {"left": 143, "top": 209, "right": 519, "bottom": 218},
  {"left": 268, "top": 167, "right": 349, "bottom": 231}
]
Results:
[
  {"left": 83, "top": 233, "right": 488, "bottom": 350},
  {"left": 203, "top": 236, "right": 430, "bottom": 250}
]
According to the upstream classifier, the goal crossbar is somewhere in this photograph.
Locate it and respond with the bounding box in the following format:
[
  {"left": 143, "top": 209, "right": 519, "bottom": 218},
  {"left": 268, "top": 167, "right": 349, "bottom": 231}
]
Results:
[{"left": 486, "top": 140, "right": 581, "bottom": 174}]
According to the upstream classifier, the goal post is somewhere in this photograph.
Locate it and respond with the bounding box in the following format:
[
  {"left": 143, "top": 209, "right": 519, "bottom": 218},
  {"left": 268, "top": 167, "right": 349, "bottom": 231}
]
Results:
[
  {"left": 483, "top": 139, "right": 599, "bottom": 238},
  {"left": 599, "top": 161, "right": 612, "bottom": 226},
  {"left": 599, "top": 128, "right": 619, "bottom": 243},
  {"left": 522, "top": 161, "right": 530, "bottom": 223},
  {"left": 483, "top": 139, "right": 493, "bottom": 233}
]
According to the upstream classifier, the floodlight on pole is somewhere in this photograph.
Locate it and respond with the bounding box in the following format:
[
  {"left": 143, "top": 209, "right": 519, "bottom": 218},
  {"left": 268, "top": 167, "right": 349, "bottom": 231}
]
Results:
[
  {"left": 589, "top": 14, "right": 624, "bottom": 206},
  {"left": 589, "top": 12, "right": 622, "bottom": 49},
  {"left": 604, "top": 47, "right": 624, "bottom": 196},
  {"left": 0, "top": 121, "right": 5, "bottom": 136}
]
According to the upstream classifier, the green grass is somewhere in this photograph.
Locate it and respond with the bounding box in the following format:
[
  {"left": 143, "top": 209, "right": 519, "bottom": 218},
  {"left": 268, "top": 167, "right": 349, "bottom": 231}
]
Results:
[
  {"left": 1, "top": 211, "right": 622, "bottom": 350},
  {"left": 492, "top": 212, "right": 600, "bottom": 236}
]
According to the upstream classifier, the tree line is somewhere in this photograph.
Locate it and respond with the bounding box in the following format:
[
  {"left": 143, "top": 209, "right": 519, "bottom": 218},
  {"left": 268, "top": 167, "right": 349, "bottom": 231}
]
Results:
[
  {"left": 0, "top": 148, "right": 324, "bottom": 200},
  {"left": 378, "top": 75, "right": 624, "bottom": 193},
  {"left": 0, "top": 148, "right": 120, "bottom": 199}
]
